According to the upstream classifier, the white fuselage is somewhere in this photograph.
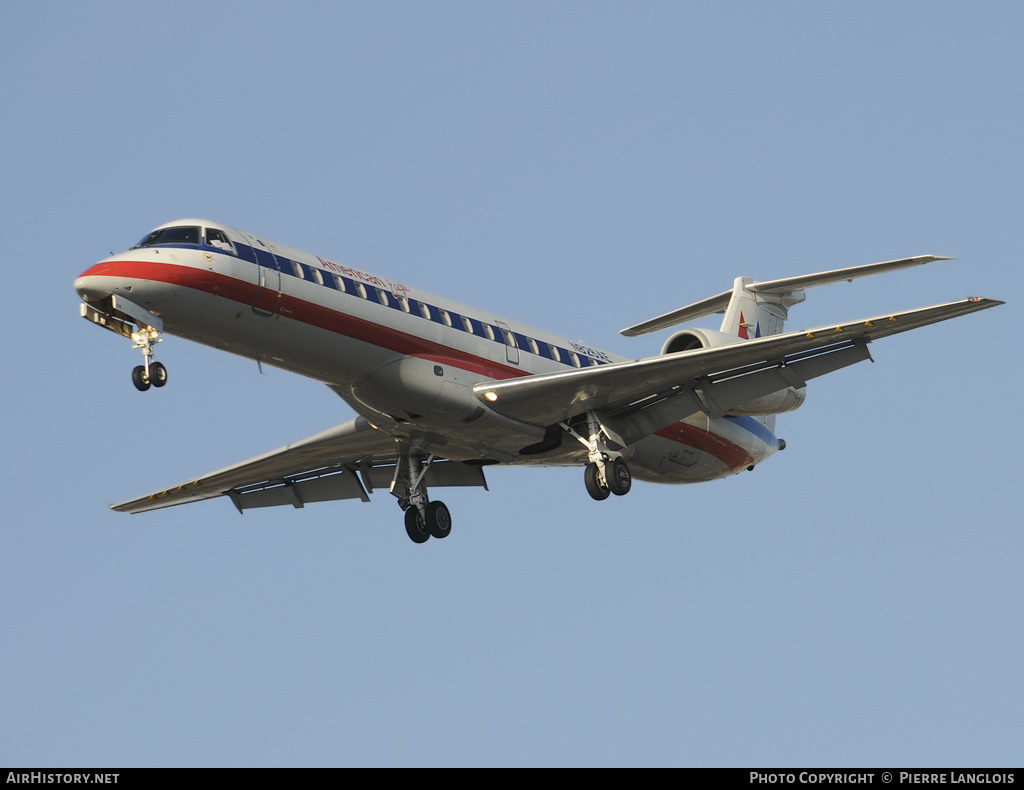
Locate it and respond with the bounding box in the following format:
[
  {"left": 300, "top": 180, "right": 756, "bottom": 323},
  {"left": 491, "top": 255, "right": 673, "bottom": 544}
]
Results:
[{"left": 74, "top": 219, "right": 779, "bottom": 484}]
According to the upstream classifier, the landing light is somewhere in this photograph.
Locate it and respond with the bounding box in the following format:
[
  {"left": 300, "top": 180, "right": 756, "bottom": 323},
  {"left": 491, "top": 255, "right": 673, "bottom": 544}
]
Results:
[{"left": 484, "top": 391, "right": 499, "bottom": 402}]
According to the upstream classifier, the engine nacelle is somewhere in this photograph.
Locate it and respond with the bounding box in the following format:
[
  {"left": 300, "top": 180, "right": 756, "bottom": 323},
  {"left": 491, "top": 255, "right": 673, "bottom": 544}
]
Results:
[
  {"left": 660, "top": 328, "right": 745, "bottom": 355},
  {"left": 723, "top": 386, "right": 806, "bottom": 416},
  {"left": 661, "top": 328, "right": 806, "bottom": 416}
]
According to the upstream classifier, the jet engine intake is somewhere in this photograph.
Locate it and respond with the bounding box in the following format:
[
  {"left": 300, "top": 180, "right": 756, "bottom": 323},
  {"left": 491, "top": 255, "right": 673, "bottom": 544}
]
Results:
[{"left": 660, "top": 328, "right": 745, "bottom": 355}]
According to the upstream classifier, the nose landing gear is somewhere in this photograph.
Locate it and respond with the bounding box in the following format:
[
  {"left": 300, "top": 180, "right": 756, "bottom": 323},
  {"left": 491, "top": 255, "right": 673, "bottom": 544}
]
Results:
[
  {"left": 130, "top": 327, "right": 167, "bottom": 392},
  {"left": 132, "top": 361, "right": 168, "bottom": 392},
  {"left": 79, "top": 299, "right": 170, "bottom": 393}
]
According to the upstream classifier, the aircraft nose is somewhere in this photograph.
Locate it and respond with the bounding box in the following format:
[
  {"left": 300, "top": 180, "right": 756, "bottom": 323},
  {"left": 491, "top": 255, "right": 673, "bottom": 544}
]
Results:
[{"left": 74, "top": 261, "right": 117, "bottom": 302}]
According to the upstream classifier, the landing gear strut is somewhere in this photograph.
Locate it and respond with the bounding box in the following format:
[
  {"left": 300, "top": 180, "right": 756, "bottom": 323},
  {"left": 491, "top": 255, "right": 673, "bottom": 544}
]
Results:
[
  {"left": 394, "top": 453, "right": 452, "bottom": 543},
  {"left": 562, "top": 412, "right": 633, "bottom": 502}
]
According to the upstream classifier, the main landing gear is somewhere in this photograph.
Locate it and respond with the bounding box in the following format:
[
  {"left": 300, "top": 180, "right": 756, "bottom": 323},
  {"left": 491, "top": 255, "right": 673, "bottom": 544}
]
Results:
[
  {"left": 394, "top": 453, "right": 452, "bottom": 544},
  {"left": 584, "top": 456, "right": 632, "bottom": 501},
  {"left": 403, "top": 500, "right": 452, "bottom": 544},
  {"left": 130, "top": 326, "right": 168, "bottom": 392},
  {"left": 562, "top": 412, "right": 633, "bottom": 502}
]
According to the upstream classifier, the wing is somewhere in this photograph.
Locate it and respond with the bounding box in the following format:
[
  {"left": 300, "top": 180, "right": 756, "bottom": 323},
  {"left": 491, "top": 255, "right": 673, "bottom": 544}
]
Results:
[
  {"left": 112, "top": 416, "right": 487, "bottom": 514},
  {"left": 474, "top": 297, "right": 1002, "bottom": 441}
]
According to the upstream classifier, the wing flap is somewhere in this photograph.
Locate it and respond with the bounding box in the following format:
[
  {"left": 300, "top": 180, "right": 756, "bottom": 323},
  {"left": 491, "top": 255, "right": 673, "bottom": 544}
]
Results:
[
  {"left": 477, "top": 297, "right": 1002, "bottom": 427},
  {"left": 226, "top": 460, "right": 488, "bottom": 513},
  {"left": 112, "top": 416, "right": 397, "bottom": 513},
  {"left": 607, "top": 340, "right": 872, "bottom": 445}
]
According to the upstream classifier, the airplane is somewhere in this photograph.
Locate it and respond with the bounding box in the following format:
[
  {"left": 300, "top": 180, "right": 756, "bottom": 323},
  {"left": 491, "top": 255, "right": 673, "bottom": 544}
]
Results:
[{"left": 74, "top": 219, "right": 1002, "bottom": 543}]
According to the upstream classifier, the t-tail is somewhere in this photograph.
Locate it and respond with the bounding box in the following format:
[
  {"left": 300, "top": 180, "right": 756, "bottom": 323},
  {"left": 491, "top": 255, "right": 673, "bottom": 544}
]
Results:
[{"left": 620, "top": 255, "right": 954, "bottom": 340}]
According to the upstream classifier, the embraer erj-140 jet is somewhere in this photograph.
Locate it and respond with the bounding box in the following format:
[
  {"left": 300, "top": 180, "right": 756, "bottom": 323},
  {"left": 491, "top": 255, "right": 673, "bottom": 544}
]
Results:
[{"left": 74, "top": 220, "right": 1001, "bottom": 543}]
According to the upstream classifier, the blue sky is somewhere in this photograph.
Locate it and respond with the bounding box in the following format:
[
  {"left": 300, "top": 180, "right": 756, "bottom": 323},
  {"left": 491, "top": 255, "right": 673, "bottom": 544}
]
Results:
[{"left": 2, "top": 1, "right": 1020, "bottom": 767}]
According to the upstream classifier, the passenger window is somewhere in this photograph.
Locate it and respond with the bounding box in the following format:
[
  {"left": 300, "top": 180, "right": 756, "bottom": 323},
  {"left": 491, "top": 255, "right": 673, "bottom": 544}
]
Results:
[
  {"left": 292, "top": 261, "right": 305, "bottom": 279},
  {"left": 376, "top": 287, "right": 388, "bottom": 304},
  {"left": 570, "top": 353, "right": 581, "bottom": 368},
  {"left": 420, "top": 303, "right": 432, "bottom": 320},
  {"left": 484, "top": 324, "right": 495, "bottom": 341},
  {"left": 441, "top": 310, "right": 453, "bottom": 327},
  {"left": 356, "top": 283, "right": 367, "bottom": 299},
  {"left": 548, "top": 344, "right": 561, "bottom": 362},
  {"left": 312, "top": 268, "right": 324, "bottom": 286},
  {"left": 462, "top": 317, "right": 474, "bottom": 333},
  {"left": 399, "top": 297, "right": 411, "bottom": 313},
  {"left": 333, "top": 275, "right": 346, "bottom": 292},
  {"left": 528, "top": 338, "right": 539, "bottom": 355}
]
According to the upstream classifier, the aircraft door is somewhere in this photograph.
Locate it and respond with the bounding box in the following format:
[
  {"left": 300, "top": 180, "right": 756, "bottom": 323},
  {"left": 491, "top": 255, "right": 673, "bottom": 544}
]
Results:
[
  {"left": 243, "top": 231, "right": 282, "bottom": 316},
  {"left": 495, "top": 321, "right": 519, "bottom": 364}
]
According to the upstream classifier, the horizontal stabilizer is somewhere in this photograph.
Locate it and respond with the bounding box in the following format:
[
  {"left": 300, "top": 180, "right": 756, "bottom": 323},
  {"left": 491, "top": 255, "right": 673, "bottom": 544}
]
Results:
[
  {"left": 621, "top": 255, "right": 953, "bottom": 337},
  {"left": 619, "top": 289, "right": 732, "bottom": 337},
  {"left": 748, "top": 255, "right": 953, "bottom": 294}
]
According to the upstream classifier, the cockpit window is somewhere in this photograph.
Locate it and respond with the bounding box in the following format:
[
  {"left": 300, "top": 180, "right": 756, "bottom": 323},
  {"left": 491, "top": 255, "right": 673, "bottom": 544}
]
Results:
[
  {"left": 205, "top": 228, "right": 234, "bottom": 251},
  {"left": 133, "top": 225, "right": 201, "bottom": 248}
]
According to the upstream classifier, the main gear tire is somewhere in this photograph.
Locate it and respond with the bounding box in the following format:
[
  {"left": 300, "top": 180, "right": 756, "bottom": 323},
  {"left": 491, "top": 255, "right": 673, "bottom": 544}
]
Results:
[
  {"left": 608, "top": 458, "right": 632, "bottom": 496},
  {"left": 404, "top": 507, "right": 431, "bottom": 543},
  {"left": 585, "top": 463, "right": 610, "bottom": 501},
  {"left": 425, "top": 501, "right": 452, "bottom": 539}
]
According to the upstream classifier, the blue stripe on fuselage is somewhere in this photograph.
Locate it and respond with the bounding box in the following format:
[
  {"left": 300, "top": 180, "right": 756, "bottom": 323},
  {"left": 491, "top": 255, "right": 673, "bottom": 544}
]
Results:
[
  {"left": 725, "top": 415, "right": 778, "bottom": 447},
  {"left": 137, "top": 242, "right": 619, "bottom": 370}
]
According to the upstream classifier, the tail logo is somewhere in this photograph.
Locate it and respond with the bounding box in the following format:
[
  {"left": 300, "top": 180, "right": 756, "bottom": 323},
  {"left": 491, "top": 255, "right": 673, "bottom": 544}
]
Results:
[{"left": 737, "top": 312, "right": 762, "bottom": 340}]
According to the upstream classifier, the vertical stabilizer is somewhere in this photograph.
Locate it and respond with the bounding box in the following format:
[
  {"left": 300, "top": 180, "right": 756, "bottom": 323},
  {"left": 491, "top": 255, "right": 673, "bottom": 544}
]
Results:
[{"left": 719, "top": 277, "right": 803, "bottom": 339}]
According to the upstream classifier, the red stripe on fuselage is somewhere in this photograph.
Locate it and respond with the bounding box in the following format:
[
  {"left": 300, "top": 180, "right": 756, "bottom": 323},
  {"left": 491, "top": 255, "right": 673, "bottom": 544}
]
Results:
[
  {"left": 79, "top": 259, "right": 528, "bottom": 381},
  {"left": 655, "top": 421, "right": 755, "bottom": 472}
]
